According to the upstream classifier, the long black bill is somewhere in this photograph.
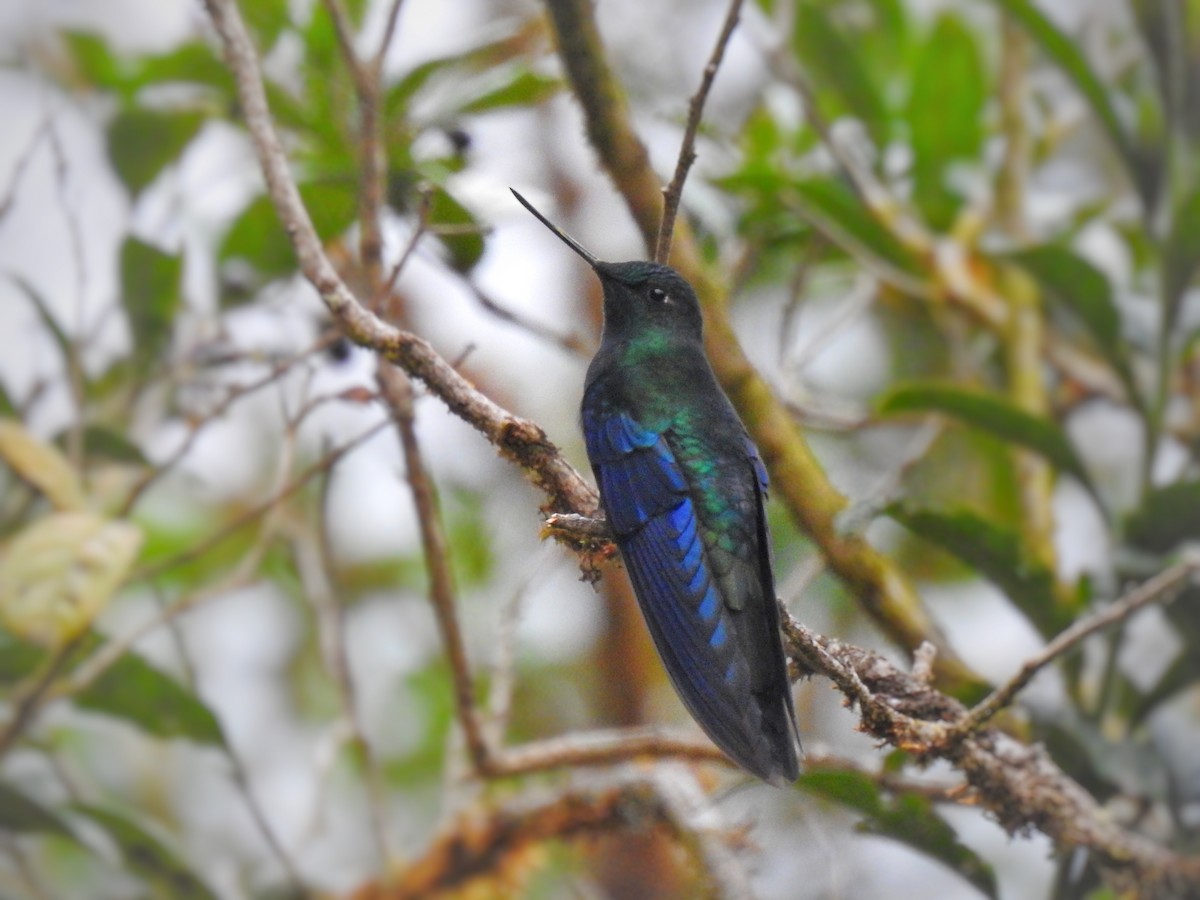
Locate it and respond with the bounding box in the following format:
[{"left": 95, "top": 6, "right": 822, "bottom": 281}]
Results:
[{"left": 510, "top": 188, "right": 600, "bottom": 269}]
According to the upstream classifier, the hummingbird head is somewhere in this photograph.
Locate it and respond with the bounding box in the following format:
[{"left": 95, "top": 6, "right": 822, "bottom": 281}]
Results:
[{"left": 511, "top": 189, "right": 703, "bottom": 343}]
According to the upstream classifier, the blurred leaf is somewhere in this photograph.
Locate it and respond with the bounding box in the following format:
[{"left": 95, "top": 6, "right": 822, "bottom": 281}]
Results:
[
  {"left": 0, "top": 781, "right": 75, "bottom": 839},
  {"left": 888, "top": 504, "right": 1069, "bottom": 634},
  {"left": 241, "top": 0, "right": 291, "bottom": 46},
  {"left": 447, "top": 489, "right": 494, "bottom": 586},
  {"left": 73, "top": 805, "right": 216, "bottom": 900},
  {"left": 1007, "top": 245, "right": 1135, "bottom": 392},
  {"left": 77, "top": 649, "right": 223, "bottom": 746},
  {"left": 0, "top": 418, "right": 87, "bottom": 511},
  {"left": 134, "top": 43, "right": 232, "bottom": 93},
  {"left": 799, "top": 769, "right": 997, "bottom": 898},
  {"left": 907, "top": 13, "right": 986, "bottom": 230},
  {"left": 428, "top": 186, "right": 484, "bottom": 272},
  {"left": 878, "top": 382, "right": 1093, "bottom": 490},
  {"left": 1164, "top": 184, "right": 1200, "bottom": 329},
  {"left": 1008, "top": 246, "right": 1120, "bottom": 353},
  {"left": 108, "top": 109, "right": 206, "bottom": 196},
  {"left": 460, "top": 69, "right": 561, "bottom": 115},
  {"left": 0, "top": 513, "right": 142, "bottom": 646},
  {"left": 983, "top": 0, "right": 1158, "bottom": 207},
  {"left": 793, "top": 4, "right": 890, "bottom": 146},
  {"left": 121, "top": 238, "right": 182, "bottom": 373},
  {"left": 75, "top": 426, "right": 148, "bottom": 467},
  {"left": 1125, "top": 479, "right": 1200, "bottom": 553},
  {"left": 220, "top": 181, "right": 357, "bottom": 283},
  {"left": 63, "top": 32, "right": 128, "bottom": 95},
  {"left": 791, "top": 177, "right": 925, "bottom": 280},
  {"left": 0, "top": 625, "right": 43, "bottom": 685}
]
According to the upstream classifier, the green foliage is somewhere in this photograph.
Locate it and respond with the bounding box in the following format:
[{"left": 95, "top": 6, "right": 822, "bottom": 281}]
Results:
[
  {"left": 0, "top": 781, "right": 77, "bottom": 839},
  {"left": 906, "top": 14, "right": 986, "bottom": 229},
  {"left": 798, "top": 768, "right": 998, "bottom": 898},
  {"left": 73, "top": 805, "right": 217, "bottom": 900},
  {"left": 76, "top": 650, "right": 223, "bottom": 746},
  {"left": 878, "top": 382, "right": 1094, "bottom": 493},
  {"left": 108, "top": 109, "right": 206, "bottom": 195},
  {"left": 0, "top": 626, "right": 222, "bottom": 745},
  {"left": 888, "top": 504, "right": 1072, "bottom": 633},
  {"left": 121, "top": 238, "right": 183, "bottom": 373}
]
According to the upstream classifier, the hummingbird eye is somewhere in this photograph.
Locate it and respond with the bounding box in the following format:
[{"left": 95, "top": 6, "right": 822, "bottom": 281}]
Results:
[{"left": 650, "top": 287, "right": 668, "bottom": 303}]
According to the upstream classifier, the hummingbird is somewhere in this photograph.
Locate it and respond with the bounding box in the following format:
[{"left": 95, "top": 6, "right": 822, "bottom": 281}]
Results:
[{"left": 512, "top": 189, "right": 800, "bottom": 784}]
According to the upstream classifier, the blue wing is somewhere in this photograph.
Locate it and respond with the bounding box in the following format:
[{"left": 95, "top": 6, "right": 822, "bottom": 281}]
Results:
[{"left": 584, "top": 409, "right": 797, "bottom": 783}]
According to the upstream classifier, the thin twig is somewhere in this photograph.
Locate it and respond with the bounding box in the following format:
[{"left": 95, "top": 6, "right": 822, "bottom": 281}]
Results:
[
  {"left": 119, "top": 331, "right": 341, "bottom": 516},
  {"left": 0, "top": 117, "right": 52, "bottom": 222},
  {"left": 157, "top": 591, "right": 306, "bottom": 891},
  {"left": 489, "top": 727, "right": 732, "bottom": 777},
  {"left": 653, "top": 0, "right": 743, "bottom": 263},
  {"left": 949, "top": 558, "right": 1199, "bottom": 737},
  {"left": 372, "top": 0, "right": 409, "bottom": 72},
  {"left": 308, "top": 467, "right": 395, "bottom": 867},
  {"left": 374, "top": 187, "right": 432, "bottom": 308},
  {"left": 377, "top": 364, "right": 491, "bottom": 772},
  {"left": 130, "top": 417, "right": 388, "bottom": 584},
  {"left": 0, "top": 636, "right": 82, "bottom": 760}
]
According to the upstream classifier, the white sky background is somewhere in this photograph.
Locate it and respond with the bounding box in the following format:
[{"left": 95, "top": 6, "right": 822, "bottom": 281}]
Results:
[{"left": 0, "top": 0, "right": 1167, "bottom": 897}]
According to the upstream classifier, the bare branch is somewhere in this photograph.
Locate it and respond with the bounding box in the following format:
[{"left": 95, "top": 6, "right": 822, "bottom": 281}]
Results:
[
  {"left": 653, "top": 0, "right": 743, "bottom": 264},
  {"left": 351, "top": 777, "right": 683, "bottom": 900},
  {"left": 377, "top": 364, "right": 491, "bottom": 772},
  {"left": 779, "top": 611, "right": 1200, "bottom": 895},
  {"left": 950, "top": 558, "right": 1198, "bottom": 737}
]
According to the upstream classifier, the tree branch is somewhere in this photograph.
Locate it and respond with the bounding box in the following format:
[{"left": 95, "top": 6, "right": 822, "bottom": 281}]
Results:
[
  {"left": 779, "top": 608, "right": 1200, "bottom": 896},
  {"left": 653, "top": 0, "right": 743, "bottom": 264}
]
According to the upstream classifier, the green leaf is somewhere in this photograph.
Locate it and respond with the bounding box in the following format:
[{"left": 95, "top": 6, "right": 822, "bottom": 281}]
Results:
[
  {"left": 459, "top": 70, "right": 561, "bottom": 115},
  {"left": 1006, "top": 246, "right": 1135, "bottom": 393},
  {"left": 220, "top": 181, "right": 357, "bottom": 282},
  {"left": 0, "top": 781, "right": 75, "bottom": 839},
  {"left": 906, "top": 14, "right": 986, "bottom": 230},
  {"left": 1125, "top": 479, "right": 1200, "bottom": 554},
  {"left": 241, "top": 0, "right": 291, "bottom": 46},
  {"left": 790, "top": 177, "right": 925, "bottom": 281},
  {"left": 793, "top": 4, "right": 890, "bottom": 146},
  {"left": 878, "top": 382, "right": 1093, "bottom": 490},
  {"left": 427, "top": 186, "right": 484, "bottom": 272},
  {"left": 107, "top": 109, "right": 206, "bottom": 196},
  {"left": 0, "top": 418, "right": 88, "bottom": 512},
  {"left": 982, "top": 0, "right": 1157, "bottom": 207},
  {"left": 121, "top": 238, "right": 183, "bottom": 373},
  {"left": 798, "top": 769, "right": 997, "bottom": 898},
  {"left": 1008, "top": 246, "right": 1120, "bottom": 354},
  {"left": 76, "top": 650, "right": 223, "bottom": 746},
  {"left": 0, "top": 626, "right": 43, "bottom": 686},
  {"left": 888, "top": 504, "right": 1069, "bottom": 634},
  {"left": 63, "top": 32, "right": 129, "bottom": 95},
  {"left": 1164, "top": 184, "right": 1200, "bottom": 329},
  {"left": 74, "top": 426, "right": 149, "bottom": 467},
  {"left": 73, "top": 805, "right": 217, "bottom": 900},
  {"left": 0, "top": 513, "right": 142, "bottom": 646}
]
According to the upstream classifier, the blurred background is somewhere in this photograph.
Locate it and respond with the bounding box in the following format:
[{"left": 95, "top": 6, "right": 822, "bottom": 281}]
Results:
[{"left": 1, "top": 0, "right": 1198, "bottom": 897}]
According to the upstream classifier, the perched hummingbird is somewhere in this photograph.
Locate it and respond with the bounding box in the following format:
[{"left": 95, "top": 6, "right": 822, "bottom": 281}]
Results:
[{"left": 512, "top": 189, "right": 800, "bottom": 784}]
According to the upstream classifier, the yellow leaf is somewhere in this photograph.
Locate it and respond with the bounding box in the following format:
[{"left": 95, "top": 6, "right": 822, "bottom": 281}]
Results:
[
  {"left": 0, "top": 513, "right": 142, "bottom": 646},
  {"left": 0, "top": 419, "right": 87, "bottom": 511}
]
